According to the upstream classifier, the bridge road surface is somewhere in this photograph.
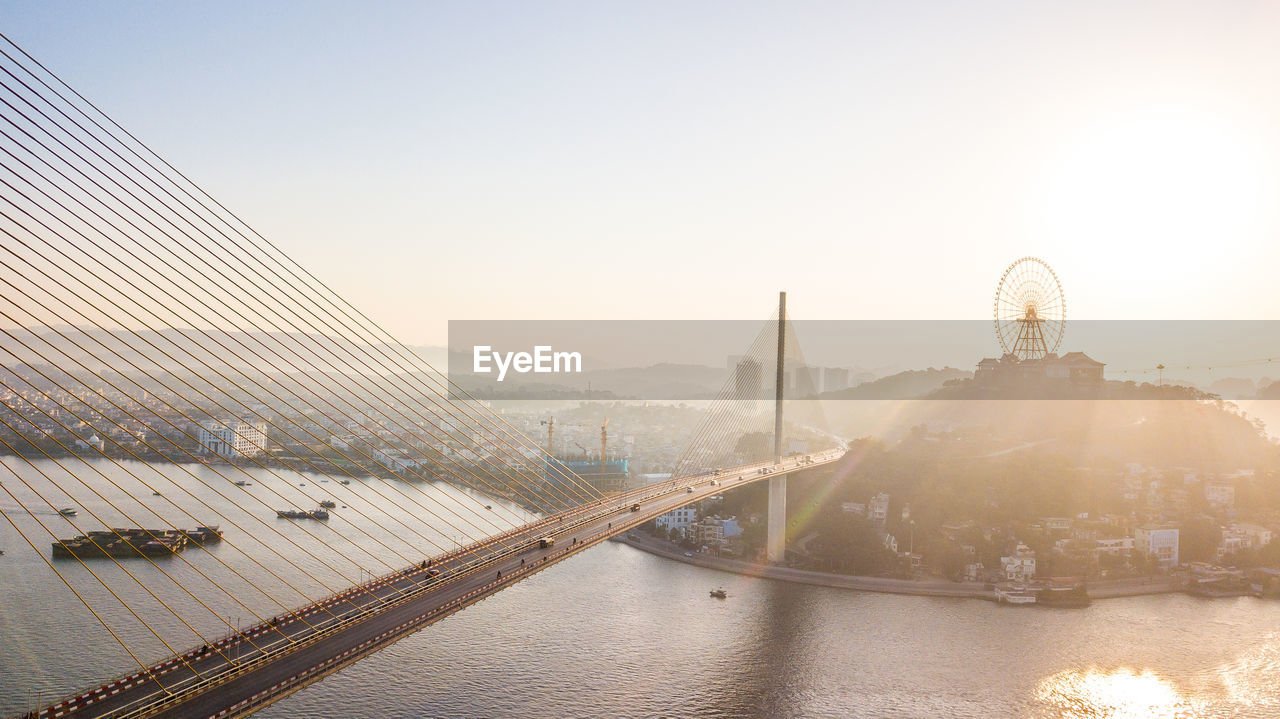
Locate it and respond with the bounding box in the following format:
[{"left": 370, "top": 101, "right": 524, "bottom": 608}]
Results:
[{"left": 34, "top": 450, "right": 844, "bottom": 719}]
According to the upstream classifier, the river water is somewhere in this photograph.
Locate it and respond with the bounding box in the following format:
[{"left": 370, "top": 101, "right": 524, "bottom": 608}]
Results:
[{"left": 3, "top": 458, "right": 1280, "bottom": 718}]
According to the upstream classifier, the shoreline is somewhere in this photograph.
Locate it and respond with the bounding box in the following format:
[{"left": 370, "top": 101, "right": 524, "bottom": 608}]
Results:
[{"left": 617, "top": 533, "right": 1187, "bottom": 603}]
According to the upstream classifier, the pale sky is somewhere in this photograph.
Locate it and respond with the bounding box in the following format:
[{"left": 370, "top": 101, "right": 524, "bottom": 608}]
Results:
[{"left": 4, "top": 1, "right": 1280, "bottom": 344}]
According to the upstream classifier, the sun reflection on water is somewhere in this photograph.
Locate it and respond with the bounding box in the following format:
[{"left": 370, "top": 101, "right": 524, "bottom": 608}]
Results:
[
  {"left": 1033, "top": 668, "right": 1204, "bottom": 719},
  {"left": 1217, "top": 634, "right": 1280, "bottom": 712}
]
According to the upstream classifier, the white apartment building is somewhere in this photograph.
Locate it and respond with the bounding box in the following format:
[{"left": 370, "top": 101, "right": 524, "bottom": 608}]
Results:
[
  {"left": 197, "top": 420, "right": 268, "bottom": 459},
  {"left": 1134, "top": 525, "right": 1180, "bottom": 568},
  {"left": 656, "top": 507, "right": 697, "bottom": 532}
]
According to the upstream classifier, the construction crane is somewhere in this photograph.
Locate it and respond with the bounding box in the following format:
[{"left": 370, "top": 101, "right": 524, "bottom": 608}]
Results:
[
  {"left": 540, "top": 417, "right": 554, "bottom": 455},
  {"left": 541, "top": 416, "right": 611, "bottom": 462},
  {"left": 600, "top": 418, "right": 609, "bottom": 470}
]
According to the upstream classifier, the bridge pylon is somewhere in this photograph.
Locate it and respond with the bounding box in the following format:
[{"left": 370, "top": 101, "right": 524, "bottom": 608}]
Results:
[{"left": 766, "top": 291, "right": 787, "bottom": 563}]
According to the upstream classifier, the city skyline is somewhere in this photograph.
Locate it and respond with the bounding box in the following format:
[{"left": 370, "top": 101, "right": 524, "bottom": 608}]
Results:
[{"left": 4, "top": 1, "right": 1280, "bottom": 344}]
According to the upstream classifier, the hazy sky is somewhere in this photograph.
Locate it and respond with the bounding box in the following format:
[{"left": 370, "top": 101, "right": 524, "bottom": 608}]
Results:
[{"left": 3, "top": 1, "right": 1280, "bottom": 344}]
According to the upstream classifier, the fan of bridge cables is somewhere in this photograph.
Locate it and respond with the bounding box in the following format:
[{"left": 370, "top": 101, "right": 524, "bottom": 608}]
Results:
[
  {"left": 664, "top": 304, "right": 835, "bottom": 489},
  {"left": 0, "top": 32, "right": 609, "bottom": 689}
]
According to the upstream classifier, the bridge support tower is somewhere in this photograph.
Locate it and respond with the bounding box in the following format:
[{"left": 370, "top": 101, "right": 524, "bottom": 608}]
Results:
[{"left": 766, "top": 291, "right": 787, "bottom": 563}]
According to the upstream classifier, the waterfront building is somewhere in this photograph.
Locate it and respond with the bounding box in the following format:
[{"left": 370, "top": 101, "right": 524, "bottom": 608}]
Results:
[
  {"left": 372, "top": 448, "right": 420, "bottom": 472},
  {"left": 1093, "top": 537, "right": 1133, "bottom": 557},
  {"left": 1134, "top": 524, "right": 1180, "bottom": 568},
  {"left": 963, "top": 562, "right": 985, "bottom": 582},
  {"left": 657, "top": 507, "right": 697, "bottom": 533},
  {"left": 1218, "top": 529, "right": 1250, "bottom": 560},
  {"left": 1238, "top": 523, "right": 1275, "bottom": 549},
  {"left": 1001, "top": 544, "right": 1037, "bottom": 581},
  {"left": 197, "top": 420, "right": 268, "bottom": 458},
  {"left": 73, "top": 434, "right": 105, "bottom": 453},
  {"left": 698, "top": 515, "right": 741, "bottom": 543}
]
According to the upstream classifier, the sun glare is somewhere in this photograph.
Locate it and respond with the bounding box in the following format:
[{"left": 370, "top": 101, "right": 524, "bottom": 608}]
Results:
[{"left": 1040, "top": 105, "right": 1269, "bottom": 260}]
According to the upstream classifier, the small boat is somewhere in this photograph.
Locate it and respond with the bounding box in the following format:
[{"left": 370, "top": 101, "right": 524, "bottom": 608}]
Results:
[
  {"left": 278, "top": 508, "right": 329, "bottom": 520},
  {"left": 182, "top": 525, "right": 223, "bottom": 544},
  {"left": 58, "top": 507, "right": 77, "bottom": 517},
  {"left": 319, "top": 500, "right": 337, "bottom": 509},
  {"left": 485, "top": 505, "right": 493, "bottom": 510},
  {"left": 339, "top": 480, "right": 351, "bottom": 485},
  {"left": 152, "top": 491, "right": 162, "bottom": 496},
  {"left": 234, "top": 480, "right": 252, "bottom": 487},
  {"left": 710, "top": 588, "right": 727, "bottom": 599}
]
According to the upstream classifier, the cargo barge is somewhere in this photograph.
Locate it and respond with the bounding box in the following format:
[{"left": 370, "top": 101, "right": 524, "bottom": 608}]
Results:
[{"left": 52, "top": 526, "right": 221, "bottom": 559}]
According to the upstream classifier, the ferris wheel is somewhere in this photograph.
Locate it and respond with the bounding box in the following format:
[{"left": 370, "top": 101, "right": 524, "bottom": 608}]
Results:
[{"left": 993, "top": 257, "right": 1065, "bottom": 360}]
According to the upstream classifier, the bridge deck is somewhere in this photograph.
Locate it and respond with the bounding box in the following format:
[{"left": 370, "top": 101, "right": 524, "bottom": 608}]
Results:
[{"left": 32, "top": 450, "right": 843, "bottom": 719}]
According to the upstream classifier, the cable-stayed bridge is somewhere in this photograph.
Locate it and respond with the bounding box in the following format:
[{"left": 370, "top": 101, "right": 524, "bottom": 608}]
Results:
[
  {"left": 24, "top": 453, "right": 840, "bottom": 719},
  {"left": 0, "top": 34, "right": 844, "bottom": 719}
]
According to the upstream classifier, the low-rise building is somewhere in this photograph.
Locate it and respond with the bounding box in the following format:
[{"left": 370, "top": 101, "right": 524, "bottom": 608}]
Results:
[
  {"left": 868, "top": 493, "right": 890, "bottom": 525},
  {"left": 963, "top": 562, "right": 985, "bottom": 582},
  {"left": 1218, "top": 529, "right": 1250, "bottom": 560},
  {"left": 1000, "top": 543, "right": 1036, "bottom": 581},
  {"left": 841, "top": 502, "right": 867, "bottom": 516},
  {"left": 657, "top": 507, "right": 697, "bottom": 532},
  {"left": 1134, "top": 524, "right": 1180, "bottom": 568},
  {"left": 1042, "top": 517, "right": 1073, "bottom": 532},
  {"left": 1204, "top": 482, "right": 1236, "bottom": 510},
  {"left": 1238, "top": 523, "right": 1274, "bottom": 549},
  {"left": 1094, "top": 537, "right": 1133, "bottom": 557},
  {"left": 372, "top": 448, "right": 420, "bottom": 472}
]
